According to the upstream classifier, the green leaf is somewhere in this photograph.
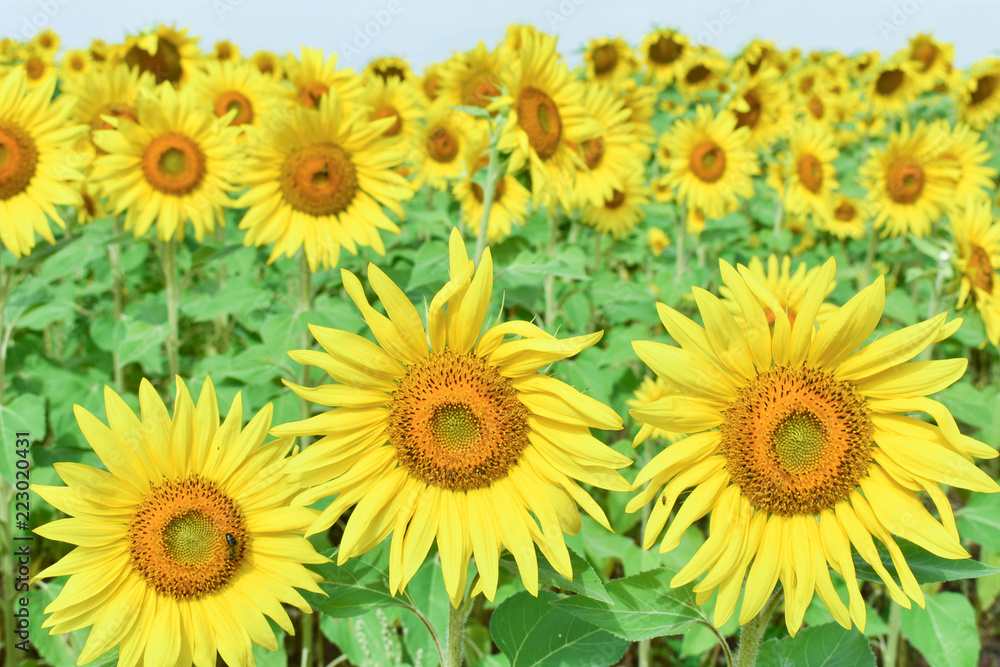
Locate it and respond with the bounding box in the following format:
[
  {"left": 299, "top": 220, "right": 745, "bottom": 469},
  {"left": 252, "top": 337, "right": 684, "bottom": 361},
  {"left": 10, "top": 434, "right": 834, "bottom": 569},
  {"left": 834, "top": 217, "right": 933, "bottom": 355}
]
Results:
[
  {"left": 956, "top": 492, "right": 1000, "bottom": 551},
  {"left": 250, "top": 626, "right": 287, "bottom": 667},
  {"left": 115, "top": 319, "right": 168, "bottom": 372},
  {"left": 450, "top": 105, "right": 492, "bottom": 120},
  {"left": 757, "top": 623, "right": 875, "bottom": 667},
  {"left": 853, "top": 538, "right": 1000, "bottom": 585},
  {"left": 975, "top": 549, "right": 1000, "bottom": 612},
  {"left": 900, "top": 592, "right": 979, "bottom": 667},
  {"left": 0, "top": 394, "right": 46, "bottom": 447},
  {"left": 305, "top": 543, "right": 411, "bottom": 618},
  {"left": 490, "top": 591, "right": 629, "bottom": 667},
  {"left": 551, "top": 568, "right": 704, "bottom": 642},
  {"left": 498, "top": 546, "right": 611, "bottom": 603}
]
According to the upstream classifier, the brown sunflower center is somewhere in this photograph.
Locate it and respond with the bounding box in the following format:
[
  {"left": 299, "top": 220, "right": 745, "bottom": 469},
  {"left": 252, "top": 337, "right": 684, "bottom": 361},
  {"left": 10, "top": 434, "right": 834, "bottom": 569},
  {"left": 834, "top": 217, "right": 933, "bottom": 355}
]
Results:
[
  {"left": 386, "top": 349, "right": 529, "bottom": 491},
  {"left": 471, "top": 176, "right": 506, "bottom": 204},
  {"left": 720, "top": 365, "right": 873, "bottom": 516},
  {"left": 591, "top": 44, "right": 618, "bottom": 76},
  {"left": 806, "top": 95, "right": 825, "bottom": 120},
  {"left": 462, "top": 72, "right": 502, "bottom": 108},
  {"left": 376, "top": 65, "right": 407, "bottom": 82},
  {"left": 297, "top": 82, "right": 330, "bottom": 109},
  {"left": 0, "top": 120, "right": 39, "bottom": 201},
  {"left": 689, "top": 141, "right": 726, "bottom": 183},
  {"left": 92, "top": 102, "right": 139, "bottom": 132},
  {"left": 886, "top": 159, "right": 924, "bottom": 204},
  {"left": 834, "top": 200, "right": 856, "bottom": 221},
  {"left": 124, "top": 37, "right": 183, "bottom": 85},
  {"left": 25, "top": 57, "right": 46, "bottom": 81},
  {"left": 734, "top": 89, "right": 762, "bottom": 130},
  {"left": 214, "top": 91, "right": 254, "bottom": 126},
  {"left": 796, "top": 153, "right": 823, "bottom": 193},
  {"left": 426, "top": 126, "right": 458, "bottom": 163},
  {"left": 911, "top": 42, "right": 938, "bottom": 71},
  {"left": 648, "top": 35, "right": 683, "bottom": 65},
  {"left": 141, "top": 133, "right": 207, "bottom": 196},
  {"left": 876, "top": 69, "right": 904, "bottom": 96},
  {"left": 968, "top": 245, "right": 995, "bottom": 294},
  {"left": 605, "top": 189, "right": 626, "bottom": 209},
  {"left": 68, "top": 54, "right": 87, "bottom": 72},
  {"left": 280, "top": 143, "right": 358, "bottom": 216},
  {"left": 517, "top": 87, "right": 562, "bottom": 160},
  {"left": 685, "top": 64, "right": 711, "bottom": 85},
  {"left": 423, "top": 75, "right": 441, "bottom": 101},
  {"left": 970, "top": 75, "right": 997, "bottom": 106},
  {"left": 216, "top": 43, "right": 234, "bottom": 60},
  {"left": 373, "top": 106, "right": 403, "bottom": 137},
  {"left": 127, "top": 476, "right": 247, "bottom": 599},
  {"left": 582, "top": 136, "right": 605, "bottom": 170}
]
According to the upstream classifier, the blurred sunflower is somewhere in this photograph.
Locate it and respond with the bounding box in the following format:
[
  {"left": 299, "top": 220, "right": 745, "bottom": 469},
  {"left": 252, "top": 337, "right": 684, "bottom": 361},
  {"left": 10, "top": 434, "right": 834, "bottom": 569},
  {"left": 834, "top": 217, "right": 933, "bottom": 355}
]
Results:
[
  {"left": 210, "top": 39, "right": 241, "bottom": 62},
  {"left": 818, "top": 194, "right": 867, "bottom": 241},
  {"left": 931, "top": 120, "right": 998, "bottom": 208},
  {"left": 957, "top": 58, "right": 1000, "bottom": 130},
  {"left": 30, "top": 28, "right": 60, "bottom": 57},
  {"left": 571, "top": 83, "right": 640, "bottom": 208},
  {"left": 249, "top": 50, "right": 283, "bottom": 78},
  {"left": 63, "top": 62, "right": 151, "bottom": 139},
  {"left": 730, "top": 39, "right": 780, "bottom": 83},
  {"left": 582, "top": 36, "right": 638, "bottom": 83},
  {"left": 360, "top": 76, "right": 426, "bottom": 151},
  {"left": 629, "top": 258, "right": 998, "bottom": 635},
  {"left": 660, "top": 104, "right": 757, "bottom": 219},
  {"left": 188, "top": 59, "right": 286, "bottom": 135},
  {"left": 617, "top": 79, "right": 658, "bottom": 163},
  {"left": 720, "top": 254, "right": 836, "bottom": 328},
  {"left": 628, "top": 376, "right": 685, "bottom": 448},
  {"left": 235, "top": 95, "right": 412, "bottom": 272},
  {"left": 92, "top": 83, "right": 243, "bottom": 242},
  {"left": 904, "top": 33, "right": 954, "bottom": 92},
  {"left": 641, "top": 28, "right": 689, "bottom": 88},
  {"left": 860, "top": 121, "right": 958, "bottom": 238},
  {"left": 951, "top": 198, "right": 1000, "bottom": 346},
  {"left": 496, "top": 27, "right": 602, "bottom": 209},
  {"left": 365, "top": 56, "right": 412, "bottom": 83},
  {"left": 284, "top": 47, "right": 364, "bottom": 117},
  {"left": 437, "top": 42, "right": 505, "bottom": 115},
  {"left": 17, "top": 47, "right": 56, "bottom": 90},
  {"left": 868, "top": 58, "right": 921, "bottom": 116},
  {"left": 727, "top": 70, "right": 790, "bottom": 151},
  {"left": 581, "top": 167, "right": 650, "bottom": 239},
  {"left": 418, "top": 62, "right": 445, "bottom": 105},
  {"left": 114, "top": 24, "right": 201, "bottom": 86},
  {"left": 675, "top": 46, "right": 729, "bottom": 100},
  {"left": 411, "top": 104, "right": 468, "bottom": 191},
  {"left": 60, "top": 49, "right": 92, "bottom": 79},
  {"left": 453, "top": 129, "right": 531, "bottom": 243},
  {"left": 32, "top": 377, "right": 326, "bottom": 667},
  {"left": 646, "top": 227, "right": 671, "bottom": 256},
  {"left": 783, "top": 124, "right": 840, "bottom": 225},
  {"left": 0, "top": 69, "right": 85, "bottom": 258},
  {"left": 274, "top": 228, "right": 631, "bottom": 606}
]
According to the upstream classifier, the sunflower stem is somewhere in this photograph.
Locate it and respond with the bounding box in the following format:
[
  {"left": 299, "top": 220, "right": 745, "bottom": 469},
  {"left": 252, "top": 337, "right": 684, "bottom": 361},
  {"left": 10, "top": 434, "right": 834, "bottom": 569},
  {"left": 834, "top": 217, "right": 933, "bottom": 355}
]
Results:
[
  {"left": 771, "top": 195, "right": 785, "bottom": 242},
  {"left": 107, "top": 214, "right": 126, "bottom": 393},
  {"left": 674, "top": 205, "right": 687, "bottom": 283},
  {"left": 885, "top": 603, "right": 902, "bottom": 667},
  {"left": 591, "top": 231, "right": 603, "bottom": 275},
  {"left": 297, "top": 252, "right": 313, "bottom": 437},
  {"left": 860, "top": 221, "right": 879, "bottom": 288},
  {"left": 161, "top": 239, "right": 181, "bottom": 379},
  {"left": 300, "top": 609, "right": 314, "bottom": 667},
  {"left": 0, "top": 249, "right": 6, "bottom": 407},
  {"left": 213, "top": 223, "right": 230, "bottom": 355},
  {"left": 544, "top": 211, "right": 560, "bottom": 330},
  {"left": 734, "top": 589, "right": 782, "bottom": 667},
  {"left": 445, "top": 589, "right": 474, "bottom": 667},
  {"left": 473, "top": 124, "right": 503, "bottom": 266}
]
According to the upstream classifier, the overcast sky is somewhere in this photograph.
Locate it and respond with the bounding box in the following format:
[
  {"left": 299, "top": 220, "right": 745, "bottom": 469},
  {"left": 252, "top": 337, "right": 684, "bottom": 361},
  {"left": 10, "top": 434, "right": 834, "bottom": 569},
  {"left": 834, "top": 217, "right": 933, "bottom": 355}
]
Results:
[{"left": 4, "top": 0, "right": 999, "bottom": 71}]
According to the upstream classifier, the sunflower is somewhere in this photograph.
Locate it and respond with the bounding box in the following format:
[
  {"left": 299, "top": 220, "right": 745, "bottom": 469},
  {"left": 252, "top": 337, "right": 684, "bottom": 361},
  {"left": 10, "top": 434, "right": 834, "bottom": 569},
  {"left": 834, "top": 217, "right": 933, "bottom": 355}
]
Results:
[
  {"left": 957, "top": 58, "right": 1000, "bottom": 130},
  {"left": 583, "top": 36, "right": 639, "bottom": 83},
  {"left": 284, "top": 47, "right": 364, "bottom": 118},
  {"left": 360, "top": 76, "right": 426, "bottom": 152},
  {"left": 452, "top": 129, "right": 531, "bottom": 243},
  {"left": 727, "top": 70, "right": 791, "bottom": 151},
  {"left": 436, "top": 42, "right": 505, "bottom": 115},
  {"left": 410, "top": 103, "right": 468, "bottom": 191},
  {"left": 675, "top": 46, "right": 729, "bottom": 100},
  {"left": 17, "top": 47, "right": 57, "bottom": 90},
  {"left": 210, "top": 39, "right": 241, "bottom": 62},
  {"left": 32, "top": 376, "right": 326, "bottom": 667},
  {"left": 818, "top": 194, "right": 867, "bottom": 241},
  {"left": 235, "top": 94, "right": 413, "bottom": 272},
  {"left": 782, "top": 124, "right": 840, "bottom": 225},
  {"left": 417, "top": 62, "right": 445, "bottom": 105},
  {"left": 570, "top": 83, "right": 641, "bottom": 209},
  {"left": 188, "top": 59, "right": 288, "bottom": 135},
  {"left": 931, "top": 120, "right": 998, "bottom": 209},
  {"left": 249, "top": 50, "right": 283, "bottom": 79},
  {"left": 75, "top": 179, "right": 108, "bottom": 225},
  {"left": 91, "top": 83, "right": 243, "bottom": 242},
  {"left": 660, "top": 105, "right": 757, "bottom": 219},
  {"left": 867, "top": 58, "right": 921, "bottom": 116},
  {"left": 951, "top": 198, "right": 1000, "bottom": 331},
  {"left": 31, "top": 28, "right": 60, "bottom": 57},
  {"left": 365, "top": 56, "right": 412, "bottom": 83},
  {"left": 617, "top": 79, "right": 658, "bottom": 163},
  {"left": 62, "top": 62, "right": 154, "bottom": 143},
  {"left": 730, "top": 39, "right": 780, "bottom": 84},
  {"left": 629, "top": 258, "right": 999, "bottom": 635},
  {"left": 720, "top": 254, "right": 836, "bottom": 329},
  {"left": 641, "top": 28, "right": 689, "bottom": 88},
  {"left": 60, "top": 49, "right": 92, "bottom": 79},
  {"left": 113, "top": 24, "right": 201, "bottom": 86},
  {"left": 647, "top": 227, "right": 671, "bottom": 256},
  {"left": 0, "top": 69, "right": 85, "bottom": 258},
  {"left": 860, "top": 121, "right": 958, "bottom": 238},
  {"left": 580, "top": 167, "right": 650, "bottom": 239},
  {"left": 903, "top": 33, "right": 954, "bottom": 92},
  {"left": 495, "top": 28, "right": 602, "bottom": 209},
  {"left": 274, "top": 228, "right": 630, "bottom": 605},
  {"left": 628, "top": 376, "right": 685, "bottom": 447}
]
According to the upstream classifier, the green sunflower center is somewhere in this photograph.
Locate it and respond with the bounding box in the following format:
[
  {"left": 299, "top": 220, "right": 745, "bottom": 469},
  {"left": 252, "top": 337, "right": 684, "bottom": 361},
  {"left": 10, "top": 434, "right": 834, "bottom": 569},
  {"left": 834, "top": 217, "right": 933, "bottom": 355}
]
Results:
[
  {"left": 141, "top": 132, "right": 206, "bottom": 195},
  {"left": 163, "top": 512, "right": 216, "bottom": 565},
  {"left": 0, "top": 120, "right": 38, "bottom": 201},
  {"left": 430, "top": 403, "right": 482, "bottom": 451}
]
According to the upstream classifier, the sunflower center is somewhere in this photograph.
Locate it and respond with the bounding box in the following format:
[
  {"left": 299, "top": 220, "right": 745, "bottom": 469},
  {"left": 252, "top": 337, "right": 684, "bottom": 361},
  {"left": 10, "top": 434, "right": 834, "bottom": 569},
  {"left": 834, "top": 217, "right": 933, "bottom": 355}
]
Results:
[
  {"left": 92, "top": 102, "right": 139, "bottom": 132},
  {"left": 734, "top": 90, "right": 762, "bottom": 130},
  {"left": 685, "top": 64, "right": 711, "bottom": 85},
  {"left": 912, "top": 42, "right": 938, "bottom": 71},
  {"left": 141, "top": 133, "right": 206, "bottom": 196},
  {"left": 426, "top": 126, "right": 458, "bottom": 163},
  {"left": 82, "top": 191, "right": 98, "bottom": 218},
  {"left": 517, "top": 87, "right": 562, "bottom": 160},
  {"left": 423, "top": 75, "right": 441, "bottom": 101},
  {"left": 377, "top": 65, "right": 407, "bottom": 82},
  {"left": 592, "top": 44, "right": 618, "bottom": 75},
  {"left": 807, "top": 95, "right": 825, "bottom": 120},
  {"left": 971, "top": 75, "right": 997, "bottom": 106},
  {"left": 127, "top": 475, "right": 247, "bottom": 599},
  {"left": 124, "top": 37, "right": 183, "bottom": 85},
  {"left": 834, "top": 200, "right": 856, "bottom": 221},
  {"left": 280, "top": 143, "right": 358, "bottom": 217},
  {"left": 462, "top": 72, "right": 501, "bottom": 108},
  {"left": 605, "top": 189, "right": 626, "bottom": 209},
  {"left": 68, "top": 54, "right": 86, "bottom": 72},
  {"left": 471, "top": 176, "right": 506, "bottom": 204},
  {"left": 876, "top": 69, "right": 904, "bottom": 96},
  {"left": 25, "top": 57, "right": 46, "bottom": 81},
  {"left": 386, "top": 349, "right": 529, "bottom": 491},
  {"left": 968, "top": 245, "right": 995, "bottom": 294},
  {"left": 689, "top": 141, "right": 726, "bottom": 183},
  {"left": 582, "top": 136, "right": 605, "bottom": 169},
  {"left": 214, "top": 91, "right": 254, "bottom": 126},
  {"left": 216, "top": 43, "right": 234, "bottom": 60},
  {"left": 649, "top": 35, "right": 683, "bottom": 65},
  {"left": 373, "top": 106, "right": 403, "bottom": 137},
  {"left": 720, "top": 365, "right": 873, "bottom": 516},
  {"left": 0, "top": 120, "right": 39, "bottom": 201},
  {"left": 796, "top": 153, "right": 823, "bottom": 193},
  {"left": 886, "top": 159, "right": 924, "bottom": 204},
  {"left": 297, "top": 83, "right": 330, "bottom": 109}
]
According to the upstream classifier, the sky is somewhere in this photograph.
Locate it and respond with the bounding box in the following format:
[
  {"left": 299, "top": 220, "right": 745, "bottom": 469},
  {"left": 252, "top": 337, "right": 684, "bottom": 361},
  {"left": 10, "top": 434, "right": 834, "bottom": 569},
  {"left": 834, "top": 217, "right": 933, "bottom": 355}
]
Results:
[{"left": 4, "top": 0, "right": 1000, "bottom": 70}]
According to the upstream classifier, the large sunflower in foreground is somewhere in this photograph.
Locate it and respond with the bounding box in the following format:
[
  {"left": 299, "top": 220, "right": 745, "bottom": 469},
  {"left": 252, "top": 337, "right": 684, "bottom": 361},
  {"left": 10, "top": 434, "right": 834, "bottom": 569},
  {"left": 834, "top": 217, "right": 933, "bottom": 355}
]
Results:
[
  {"left": 92, "top": 83, "right": 244, "bottom": 242},
  {"left": 32, "top": 377, "right": 326, "bottom": 667},
  {"left": 235, "top": 95, "right": 413, "bottom": 272},
  {"left": 860, "top": 121, "right": 958, "bottom": 238},
  {"left": 0, "top": 69, "right": 85, "bottom": 258},
  {"left": 629, "top": 258, "right": 999, "bottom": 636},
  {"left": 273, "top": 228, "right": 632, "bottom": 606},
  {"left": 660, "top": 105, "right": 757, "bottom": 219}
]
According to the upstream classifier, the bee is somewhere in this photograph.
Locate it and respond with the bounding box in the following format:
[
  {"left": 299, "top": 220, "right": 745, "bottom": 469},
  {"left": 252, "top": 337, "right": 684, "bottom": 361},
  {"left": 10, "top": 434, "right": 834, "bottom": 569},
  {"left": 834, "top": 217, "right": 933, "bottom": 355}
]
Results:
[{"left": 225, "top": 532, "right": 239, "bottom": 561}]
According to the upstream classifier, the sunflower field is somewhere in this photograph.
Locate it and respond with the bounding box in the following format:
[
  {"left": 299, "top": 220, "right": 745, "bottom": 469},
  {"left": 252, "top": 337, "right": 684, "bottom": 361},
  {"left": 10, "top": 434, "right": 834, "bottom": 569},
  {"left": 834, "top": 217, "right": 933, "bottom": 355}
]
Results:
[{"left": 3, "top": 20, "right": 1000, "bottom": 667}]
